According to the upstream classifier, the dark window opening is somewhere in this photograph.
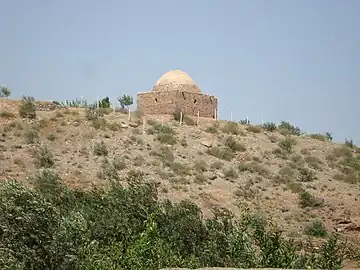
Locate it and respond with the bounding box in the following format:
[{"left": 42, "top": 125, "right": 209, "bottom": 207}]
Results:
[
  {"left": 182, "top": 92, "right": 186, "bottom": 100},
  {"left": 194, "top": 99, "right": 197, "bottom": 104},
  {"left": 209, "top": 97, "right": 213, "bottom": 104},
  {"left": 155, "top": 98, "right": 158, "bottom": 102}
]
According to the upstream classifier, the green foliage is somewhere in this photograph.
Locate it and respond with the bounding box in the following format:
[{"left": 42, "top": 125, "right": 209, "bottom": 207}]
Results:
[
  {"left": 262, "top": 122, "right": 277, "bottom": 132},
  {"left": 239, "top": 118, "right": 250, "bottom": 125},
  {"left": 221, "top": 121, "right": 240, "bottom": 134},
  {"left": 326, "top": 132, "right": 333, "bottom": 141},
  {"left": 33, "top": 145, "right": 55, "bottom": 168},
  {"left": 173, "top": 109, "right": 196, "bottom": 125},
  {"left": 98, "top": 96, "right": 110, "bottom": 108},
  {"left": 53, "top": 98, "right": 89, "bottom": 108},
  {"left": 223, "top": 136, "right": 246, "bottom": 152},
  {"left": 0, "top": 86, "right": 11, "bottom": 97},
  {"left": 93, "top": 141, "right": 108, "bottom": 156},
  {"left": 19, "top": 96, "right": 36, "bottom": 119},
  {"left": 278, "top": 138, "right": 296, "bottom": 153},
  {"left": 0, "top": 173, "right": 345, "bottom": 269},
  {"left": 0, "top": 111, "right": 16, "bottom": 118},
  {"left": 117, "top": 95, "right": 133, "bottom": 109},
  {"left": 345, "top": 139, "right": 354, "bottom": 149},
  {"left": 299, "top": 190, "right": 322, "bottom": 208},
  {"left": 278, "top": 121, "right": 301, "bottom": 136},
  {"left": 305, "top": 219, "right": 327, "bottom": 237},
  {"left": 85, "top": 107, "right": 104, "bottom": 121}
]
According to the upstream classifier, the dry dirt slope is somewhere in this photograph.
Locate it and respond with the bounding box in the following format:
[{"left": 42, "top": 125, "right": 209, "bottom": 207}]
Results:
[{"left": 0, "top": 98, "right": 360, "bottom": 262}]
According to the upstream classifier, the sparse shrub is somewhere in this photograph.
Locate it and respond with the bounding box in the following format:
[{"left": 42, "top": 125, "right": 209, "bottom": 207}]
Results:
[
  {"left": 299, "top": 190, "right": 322, "bottom": 208},
  {"left": 246, "top": 125, "right": 261, "bottom": 133},
  {"left": 310, "top": 133, "right": 327, "bottom": 142},
  {"left": 13, "top": 158, "right": 25, "bottom": 167},
  {"left": 278, "top": 140, "right": 291, "bottom": 153},
  {"left": 305, "top": 219, "right": 327, "bottom": 237},
  {"left": 153, "top": 123, "right": 175, "bottom": 134},
  {"left": 156, "top": 133, "right": 177, "bottom": 145},
  {"left": 108, "top": 122, "right": 121, "bottom": 131},
  {"left": 278, "top": 121, "right": 301, "bottom": 136},
  {"left": 305, "top": 155, "right": 323, "bottom": 170},
  {"left": 85, "top": 107, "right": 103, "bottom": 121},
  {"left": 238, "top": 161, "right": 270, "bottom": 177},
  {"left": 91, "top": 118, "right": 107, "bottom": 130},
  {"left": 278, "top": 138, "right": 296, "bottom": 153},
  {"left": 298, "top": 167, "right": 317, "bottom": 182},
  {"left": 0, "top": 111, "right": 16, "bottom": 118},
  {"left": 47, "top": 133, "right": 56, "bottom": 141},
  {"left": 221, "top": 121, "right": 239, "bottom": 134},
  {"left": 98, "top": 158, "right": 119, "bottom": 181},
  {"left": 205, "top": 125, "right": 218, "bottom": 133},
  {"left": 151, "top": 146, "right": 174, "bottom": 163},
  {"left": 173, "top": 110, "right": 196, "bottom": 126},
  {"left": 239, "top": 118, "right": 250, "bottom": 125},
  {"left": 325, "top": 132, "right": 333, "bottom": 141},
  {"left": 194, "top": 173, "right": 208, "bottom": 184},
  {"left": 147, "top": 119, "right": 158, "bottom": 126},
  {"left": 19, "top": 96, "right": 36, "bottom": 119},
  {"left": 210, "top": 160, "right": 223, "bottom": 170},
  {"left": 0, "top": 86, "right": 11, "bottom": 97},
  {"left": 33, "top": 145, "right": 55, "bottom": 168},
  {"left": 113, "top": 157, "right": 126, "bottom": 170},
  {"left": 345, "top": 139, "right": 354, "bottom": 149},
  {"left": 207, "top": 146, "right": 235, "bottom": 161},
  {"left": 93, "top": 141, "right": 108, "bottom": 156},
  {"left": 262, "top": 122, "right": 277, "bottom": 132},
  {"left": 223, "top": 167, "right": 238, "bottom": 179},
  {"left": 223, "top": 136, "right": 246, "bottom": 152},
  {"left": 24, "top": 129, "right": 39, "bottom": 144},
  {"left": 180, "top": 138, "right": 187, "bottom": 147},
  {"left": 194, "top": 159, "right": 208, "bottom": 172}
]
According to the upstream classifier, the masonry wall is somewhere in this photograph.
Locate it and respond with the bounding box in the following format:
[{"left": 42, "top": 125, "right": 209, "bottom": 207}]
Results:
[{"left": 137, "top": 90, "right": 218, "bottom": 118}]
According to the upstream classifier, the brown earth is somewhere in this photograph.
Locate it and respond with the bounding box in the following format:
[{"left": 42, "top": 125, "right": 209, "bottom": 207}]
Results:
[{"left": 1, "top": 98, "right": 360, "bottom": 267}]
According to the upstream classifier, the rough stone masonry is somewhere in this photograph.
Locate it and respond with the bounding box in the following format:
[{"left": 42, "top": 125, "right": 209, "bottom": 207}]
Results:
[{"left": 137, "top": 70, "right": 218, "bottom": 119}]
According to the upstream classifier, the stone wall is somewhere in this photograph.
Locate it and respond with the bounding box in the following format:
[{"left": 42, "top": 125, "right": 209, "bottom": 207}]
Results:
[
  {"left": 137, "top": 90, "right": 218, "bottom": 118},
  {"left": 0, "top": 98, "right": 61, "bottom": 114},
  {"left": 152, "top": 83, "right": 201, "bottom": 93}
]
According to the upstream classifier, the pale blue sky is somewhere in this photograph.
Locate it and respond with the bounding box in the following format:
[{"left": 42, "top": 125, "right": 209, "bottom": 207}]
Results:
[{"left": 1, "top": 0, "right": 359, "bottom": 143}]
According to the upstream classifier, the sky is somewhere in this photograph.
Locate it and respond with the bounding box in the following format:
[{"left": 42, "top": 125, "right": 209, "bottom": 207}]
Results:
[{"left": 0, "top": 0, "right": 359, "bottom": 144}]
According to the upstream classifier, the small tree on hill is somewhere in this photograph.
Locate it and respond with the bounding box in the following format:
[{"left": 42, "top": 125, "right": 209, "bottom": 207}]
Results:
[
  {"left": 117, "top": 95, "right": 133, "bottom": 110},
  {"left": 19, "top": 96, "right": 36, "bottom": 119},
  {"left": 98, "top": 96, "right": 110, "bottom": 108},
  {"left": 0, "top": 86, "right": 11, "bottom": 98}
]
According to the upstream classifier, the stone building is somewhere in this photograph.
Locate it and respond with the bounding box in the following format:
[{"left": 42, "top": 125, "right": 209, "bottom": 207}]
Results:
[{"left": 136, "top": 70, "right": 218, "bottom": 119}]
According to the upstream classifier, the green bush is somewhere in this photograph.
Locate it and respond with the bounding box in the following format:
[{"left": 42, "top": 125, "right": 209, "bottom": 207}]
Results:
[
  {"left": 19, "top": 96, "right": 36, "bottom": 119},
  {"left": 262, "top": 122, "right": 277, "bottom": 132},
  {"left": 305, "top": 219, "right": 327, "bottom": 237},
  {"left": 0, "top": 173, "right": 345, "bottom": 269},
  {"left": 278, "top": 138, "right": 296, "bottom": 153},
  {"left": 278, "top": 121, "right": 301, "bottom": 136}
]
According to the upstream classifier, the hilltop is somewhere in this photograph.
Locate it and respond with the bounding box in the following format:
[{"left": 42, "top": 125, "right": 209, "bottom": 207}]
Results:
[{"left": 0, "top": 97, "right": 360, "bottom": 268}]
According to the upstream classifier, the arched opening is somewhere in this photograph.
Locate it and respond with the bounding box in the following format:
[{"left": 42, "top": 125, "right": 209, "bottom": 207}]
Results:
[
  {"left": 209, "top": 97, "right": 213, "bottom": 104},
  {"left": 155, "top": 98, "right": 158, "bottom": 102},
  {"left": 182, "top": 92, "right": 186, "bottom": 100},
  {"left": 194, "top": 99, "right": 197, "bottom": 104}
]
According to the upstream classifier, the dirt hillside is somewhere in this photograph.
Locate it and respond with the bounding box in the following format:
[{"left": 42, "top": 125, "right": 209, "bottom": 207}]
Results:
[{"left": 1, "top": 98, "right": 360, "bottom": 266}]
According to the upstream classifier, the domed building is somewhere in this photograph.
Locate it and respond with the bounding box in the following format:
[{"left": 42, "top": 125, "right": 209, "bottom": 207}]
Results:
[{"left": 137, "top": 70, "right": 218, "bottom": 118}]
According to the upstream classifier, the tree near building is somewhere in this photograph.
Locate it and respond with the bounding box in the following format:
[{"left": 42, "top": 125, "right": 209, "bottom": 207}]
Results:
[{"left": 117, "top": 95, "right": 133, "bottom": 110}]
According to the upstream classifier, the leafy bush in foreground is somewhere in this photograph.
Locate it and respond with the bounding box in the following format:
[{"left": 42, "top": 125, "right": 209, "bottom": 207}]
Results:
[{"left": 0, "top": 170, "right": 344, "bottom": 269}]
